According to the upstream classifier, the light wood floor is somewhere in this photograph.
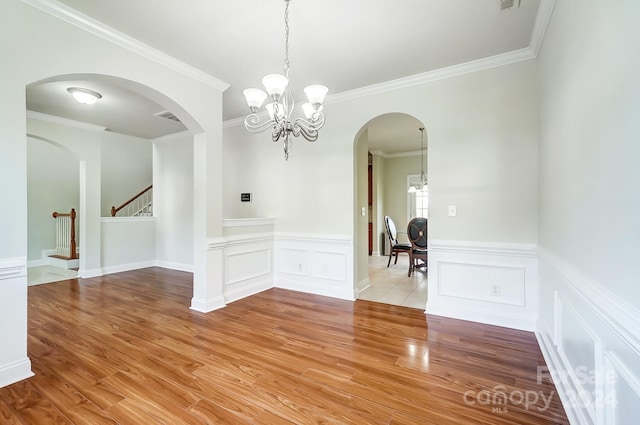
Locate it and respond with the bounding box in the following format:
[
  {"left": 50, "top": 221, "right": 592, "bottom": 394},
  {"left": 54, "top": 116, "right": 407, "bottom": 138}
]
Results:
[{"left": 0, "top": 268, "right": 568, "bottom": 424}]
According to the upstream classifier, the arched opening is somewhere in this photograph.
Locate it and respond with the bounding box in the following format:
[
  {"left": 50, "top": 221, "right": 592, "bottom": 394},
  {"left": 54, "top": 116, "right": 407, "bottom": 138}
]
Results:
[
  {"left": 353, "top": 112, "right": 428, "bottom": 309},
  {"left": 26, "top": 135, "right": 80, "bottom": 284},
  {"left": 25, "top": 73, "right": 201, "bottom": 283}
]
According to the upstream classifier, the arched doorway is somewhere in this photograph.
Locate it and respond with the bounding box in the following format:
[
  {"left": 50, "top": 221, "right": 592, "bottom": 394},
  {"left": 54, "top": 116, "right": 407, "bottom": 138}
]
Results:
[{"left": 353, "top": 113, "right": 428, "bottom": 309}]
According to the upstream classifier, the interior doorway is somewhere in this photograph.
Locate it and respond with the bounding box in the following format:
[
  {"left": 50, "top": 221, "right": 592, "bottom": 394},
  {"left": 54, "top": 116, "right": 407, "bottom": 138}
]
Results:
[{"left": 355, "top": 113, "right": 428, "bottom": 309}]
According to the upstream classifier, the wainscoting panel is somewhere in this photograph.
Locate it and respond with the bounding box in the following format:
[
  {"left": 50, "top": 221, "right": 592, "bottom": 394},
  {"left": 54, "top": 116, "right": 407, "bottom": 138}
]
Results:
[
  {"left": 536, "top": 248, "right": 640, "bottom": 425},
  {"left": 427, "top": 240, "right": 538, "bottom": 331},
  {"left": 0, "top": 257, "right": 34, "bottom": 388},
  {"left": 275, "top": 234, "right": 354, "bottom": 301},
  {"left": 222, "top": 235, "right": 274, "bottom": 304}
]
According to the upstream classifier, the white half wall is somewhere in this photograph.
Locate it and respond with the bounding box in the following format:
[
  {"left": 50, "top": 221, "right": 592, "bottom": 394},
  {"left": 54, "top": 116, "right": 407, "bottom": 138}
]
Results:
[
  {"left": 101, "top": 217, "right": 156, "bottom": 274},
  {"left": 0, "top": 258, "right": 33, "bottom": 388},
  {"left": 275, "top": 234, "right": 355, "bottom": 301}
]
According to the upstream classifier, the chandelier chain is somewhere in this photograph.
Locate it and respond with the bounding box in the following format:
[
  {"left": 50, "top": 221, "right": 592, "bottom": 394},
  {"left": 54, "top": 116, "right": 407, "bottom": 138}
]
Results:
[{"left": 284, "top": 0, "right": 290, "bottom": 78}]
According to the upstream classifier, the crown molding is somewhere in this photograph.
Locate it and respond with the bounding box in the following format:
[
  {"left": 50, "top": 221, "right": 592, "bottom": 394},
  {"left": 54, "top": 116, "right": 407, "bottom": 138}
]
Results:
[
  {"left": 20, "top": 0, "right": 230, "bottom": 92},
  {"left": 223, "top": 48, "right": 536, "bottom": 127},
  {"left": 529, "top": 0, "right": 557, "bottom": 56},
  {"left": 325, "top": 47, "right": 536, "bottom": 106},
  {"left": 370, "top": 149, "right": 426, "bottom": 159},
  {"left": 26, "top": 110, "right": 107, "bottom": 132}
]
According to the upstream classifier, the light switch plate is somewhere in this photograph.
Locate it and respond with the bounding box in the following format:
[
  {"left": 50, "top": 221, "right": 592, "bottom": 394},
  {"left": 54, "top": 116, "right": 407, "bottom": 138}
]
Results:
[{"left": 448, "top": 205, "right": 457, "bottom": 217}]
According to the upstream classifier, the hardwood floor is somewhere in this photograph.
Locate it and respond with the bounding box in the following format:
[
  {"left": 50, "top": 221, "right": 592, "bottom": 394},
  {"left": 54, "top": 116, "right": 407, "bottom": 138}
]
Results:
[{"left": 1, "top": 268, "right": 568, "bottom": 424}]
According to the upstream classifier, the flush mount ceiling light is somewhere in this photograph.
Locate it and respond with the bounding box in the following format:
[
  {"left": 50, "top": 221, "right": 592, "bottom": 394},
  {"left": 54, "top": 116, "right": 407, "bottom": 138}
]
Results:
[
  {"left": 242, "top": 0, "right": 328, "bottom": 161},
  {"left": 408, "top": 127, "right": 427, "bottom": 193},
  {"left": 67, "top": 87, "right": 102, "bottom": 105}
]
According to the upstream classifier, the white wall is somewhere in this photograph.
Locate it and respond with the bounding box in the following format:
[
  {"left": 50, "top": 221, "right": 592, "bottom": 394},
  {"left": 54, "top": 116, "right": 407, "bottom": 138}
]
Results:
[
  {"left": 223, "top": 59, "right": 539, "bottom": 325},
  {"left": 101, "top": 131, "right": 152, "bottom": 217},
  {"left": 154, "top": 133, "right": 194, "bottom": 271},
  {"left": 27, "top": 136, "right": 79, "bottom": 262},
  {"left": 101, "top": 218, "right": 156, "bottom": 273},
  {"left": 0, "top": 0, "right": 226, "bottom": 388},
  {"left": 536, "top": 0, "right": 640, "bottom": 423}
]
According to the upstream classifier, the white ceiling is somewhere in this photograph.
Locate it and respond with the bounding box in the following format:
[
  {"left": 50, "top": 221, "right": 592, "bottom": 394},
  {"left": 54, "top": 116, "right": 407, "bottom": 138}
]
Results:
[{"left": 25, "top": 0, "right": 543, "bottom": 152}]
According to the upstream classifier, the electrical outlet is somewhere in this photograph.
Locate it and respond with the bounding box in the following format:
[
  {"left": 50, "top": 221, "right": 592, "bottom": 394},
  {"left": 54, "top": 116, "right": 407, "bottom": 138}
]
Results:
[
  {"left": 448, "top": 205, "right": 457, "bottom": 217},
  {"left": 490, "top": 284, "right": 500, "bottom": 296}
]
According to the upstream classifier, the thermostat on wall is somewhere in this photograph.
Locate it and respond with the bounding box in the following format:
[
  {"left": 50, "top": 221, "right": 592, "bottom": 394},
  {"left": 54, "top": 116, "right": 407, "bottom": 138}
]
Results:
[{"left": 241, "top": 193, "right": 252, "bottom": 202}]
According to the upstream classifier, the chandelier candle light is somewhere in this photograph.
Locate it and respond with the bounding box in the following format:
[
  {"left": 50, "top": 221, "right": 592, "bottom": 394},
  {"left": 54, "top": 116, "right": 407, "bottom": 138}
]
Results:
[
  {"left": 242, "top": 0, "right": 328, "bottom": 160},
  {"left": 408, "top": 127, "right": 427, "bottom": 193}
]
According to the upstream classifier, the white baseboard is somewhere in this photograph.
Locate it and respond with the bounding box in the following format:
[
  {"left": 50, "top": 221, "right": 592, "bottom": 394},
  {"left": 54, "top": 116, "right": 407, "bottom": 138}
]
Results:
[
  {"left": 0, "top": 358, "right": 33, "bottom": 389},
  {"left": 190, "top": 296, "right": 226, "bottom": 313},
  {"left": 101, "top": 261, "right": 155, "bottom": 276},
  {"left": 224, "top": 279, "right": 273, "bottom": 304},
  {"left": 356, "top": 277, "right": 371, "bottom": 298},
  {"left": 428, "top": 301, "right": 537, "bottom": 331},
  {"left": 155, "top": 260, "right": 193, "bottom": 273},
  {"left": 0, "top": 257, "right": 27, "bottom": 280},
  {"left": 77, "top": 268, "right": 103, "bottom": 279}
]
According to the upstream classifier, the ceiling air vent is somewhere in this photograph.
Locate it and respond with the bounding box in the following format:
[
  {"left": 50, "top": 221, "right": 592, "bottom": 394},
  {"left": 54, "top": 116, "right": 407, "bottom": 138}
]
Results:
[
  {"left": 153, "top": 110, "right": 181, "bottom": 123},
  {"left": 498, "top": 0, "right": 520, "bottom": 11}
]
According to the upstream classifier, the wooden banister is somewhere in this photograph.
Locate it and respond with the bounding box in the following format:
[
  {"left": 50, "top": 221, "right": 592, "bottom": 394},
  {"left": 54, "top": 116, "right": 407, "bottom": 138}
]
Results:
[
  {"left": 111, "top": 185, "right": 153, "bottom": 217},
  {"left": 52, "top": 208, "right": 78, "bottom": 259}
]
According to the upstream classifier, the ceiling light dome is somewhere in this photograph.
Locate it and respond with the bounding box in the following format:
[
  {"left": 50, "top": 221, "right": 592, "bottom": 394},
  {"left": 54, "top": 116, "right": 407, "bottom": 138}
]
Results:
[{"left": 67, "top": 87, "right": 102, "bottom": 105}]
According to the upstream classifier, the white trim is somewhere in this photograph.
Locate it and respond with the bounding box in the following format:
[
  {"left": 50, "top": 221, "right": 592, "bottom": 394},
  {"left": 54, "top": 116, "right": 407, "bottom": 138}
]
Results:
[
  {"left": 429, "top": 239, "right": 537, "bottom": 257},
  {"left": 224, "top": 280, "right": 272, "bottom": 304},
  {"left": 20, "top": 0, "right": 229, "bottom": 92},
  {"left": 275, "top": 233, "right": 352, "bottom": 246},
  {"left": 101, "top": 261, "right": 156, "bottom": 275},
  {"left": 535, "top": 330, "right": 588, "bottom": 425},
  {"left": 529, "top": 0, "right": 557, "bottom": 56},
  {"left": 428, "top": 301, "right": 537, "bottom": 331},
  {"left": 77, "top": 268, "right": 103, "bottom": 279},
  {"left": 206, "top": 237, "right": 227, "bottom": 250},
  {"left": 0, "top": 358, "right": 34, "bottom": 389},
  {"left": 0, "top": 257, "right": 27, "bottom": 280},
  {"left": 101, "top": 216, "right": 156, "bottom": 223},
  {"left": 224, "top": 48, "right": 537, "bottom": 127},
  {"left": 538, "top": 248, "right": 640, "bottom": 356},
  {"left": 155, "top": 261, "right": 193, "bottom": 273},
  {"left": 190, "top": 296, "right": 226, "bottom": 313},
  {"left": 224, "top": 233, "right": 274, "bottom": 246},
  {"left": 223, "top": 218, "right": 276, "bottom": 228},
  {"left": 371, "top": 150, "right": 425, "bottom": 159},
  {"left": 26, "top": 110, "right": 107, "bottom": 132},
  {"left": 326, "top": 48, "right": 536, "bottom": 106}
]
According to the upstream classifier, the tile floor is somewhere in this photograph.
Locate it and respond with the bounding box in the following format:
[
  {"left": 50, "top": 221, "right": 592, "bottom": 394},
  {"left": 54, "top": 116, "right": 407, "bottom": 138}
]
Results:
[
  {"left": 27, "top": 265, "right": 78, "bottom": 286},
  {"left": 358, "top": 254, "right": 427, "bottom": 309}
]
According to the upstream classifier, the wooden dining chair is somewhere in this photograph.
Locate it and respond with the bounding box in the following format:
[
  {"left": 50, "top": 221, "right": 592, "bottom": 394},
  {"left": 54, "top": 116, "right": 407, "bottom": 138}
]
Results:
[
  {"left": 384, "top": 216, "right": 411, "bottom": 267},
  {"left": 407, "top": 217, "right": 427, "bottom": 277}
]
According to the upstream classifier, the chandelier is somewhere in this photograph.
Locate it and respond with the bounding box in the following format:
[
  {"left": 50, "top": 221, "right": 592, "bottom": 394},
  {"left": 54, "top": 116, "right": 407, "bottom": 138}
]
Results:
[
  {"left": 408, "top": 127, "right": 427, "bottom": 193},
  {"left": 242, "top": 0, "right": 328, "bottom": 160}
]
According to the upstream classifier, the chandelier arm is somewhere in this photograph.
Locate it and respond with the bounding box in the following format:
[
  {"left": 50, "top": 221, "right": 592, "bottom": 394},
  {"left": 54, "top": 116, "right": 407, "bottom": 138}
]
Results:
[
  {"left": 292, "top": 120, "right": 319, "bottom": 142},
  {"left": 245, "top": 114, "right": 278, "bottom": 134}
]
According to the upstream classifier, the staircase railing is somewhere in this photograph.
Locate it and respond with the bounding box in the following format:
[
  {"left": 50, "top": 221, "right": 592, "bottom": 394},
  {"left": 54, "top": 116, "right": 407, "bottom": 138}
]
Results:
[
  {"left": 52, "top": 208, "right": 78, "bottom": 259},
  {"left": 111, "top": 185, "right": 153, "bottom": 217}
]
